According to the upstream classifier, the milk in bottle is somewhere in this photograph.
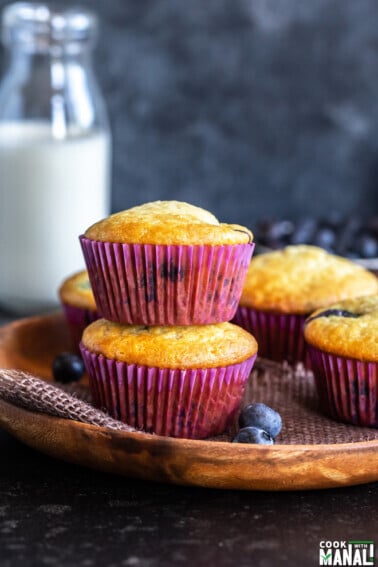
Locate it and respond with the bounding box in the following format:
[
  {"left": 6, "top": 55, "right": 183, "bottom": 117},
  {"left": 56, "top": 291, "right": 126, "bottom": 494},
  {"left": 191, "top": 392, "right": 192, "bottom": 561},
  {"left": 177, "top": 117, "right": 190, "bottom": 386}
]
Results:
[{"left": 0, "top": 4, "right": 111, "bottom": 313}]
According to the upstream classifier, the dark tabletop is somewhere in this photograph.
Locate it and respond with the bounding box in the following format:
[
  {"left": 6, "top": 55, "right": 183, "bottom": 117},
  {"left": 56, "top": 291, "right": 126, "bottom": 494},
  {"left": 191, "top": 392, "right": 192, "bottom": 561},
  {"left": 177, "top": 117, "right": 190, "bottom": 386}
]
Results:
[
  {"left": 1, "top": 311, "right": 378, "bottom": 567},
  {"left": 1, "top": 428, "right": 378, "bottom": 567}
]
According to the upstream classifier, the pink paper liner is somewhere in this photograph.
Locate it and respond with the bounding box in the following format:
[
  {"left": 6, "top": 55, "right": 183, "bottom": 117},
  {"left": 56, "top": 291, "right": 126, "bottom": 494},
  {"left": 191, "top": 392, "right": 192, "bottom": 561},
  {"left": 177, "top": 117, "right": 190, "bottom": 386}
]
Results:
[
  {"left": 80, "top": 236, "right": 254, "bottom": 325},
  {"left": 233, "top": 307, "right": 309, "bottom": 366},
  {"left": 80, "top": 345, "right": 257, "bottom": 439},
  {"left": 307, "top": 345, "right": 377, "bottom": 428},
  {"left": 62, "top": 303, "right": 99, "bottom": 352}
]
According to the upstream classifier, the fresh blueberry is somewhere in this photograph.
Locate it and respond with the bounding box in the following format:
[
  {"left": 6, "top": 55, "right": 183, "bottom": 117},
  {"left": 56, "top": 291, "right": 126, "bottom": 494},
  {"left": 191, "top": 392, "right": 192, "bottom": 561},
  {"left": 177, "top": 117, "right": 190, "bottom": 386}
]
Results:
[
  {"left": 355, "top": 234, "right": 378, "bottom": 259},
  {"left": 232, "top": 427, "right": 274, "bottom": 445},
  {"left": 52, "top": 352, "right": 85, "bottom": 383},
  {"left": 239, "top": 403, "right": 282, "bottom": 439},
  {"left": 289, "top": 217, "right": 317, "bottom": 245},
  {"left": 306, "top": 309, "right": 360, "bottom": 324},
  {"left": 256, "top": 219, "right": 294, "bottom": 246},
  {"left": 313, "top": 227, "right": 336, "bottom": 252},
  {"left": 334, "top": 216, "right": 361, "bottom": 255}
]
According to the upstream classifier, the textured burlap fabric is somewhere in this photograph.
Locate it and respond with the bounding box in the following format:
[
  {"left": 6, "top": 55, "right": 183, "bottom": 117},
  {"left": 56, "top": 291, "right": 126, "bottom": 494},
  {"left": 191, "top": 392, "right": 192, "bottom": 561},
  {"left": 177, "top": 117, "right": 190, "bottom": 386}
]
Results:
[
  {"left": 0, "top": 361, "right": 377, "bottom": 443},
  {"left": 0, "top": 369, "right": 137, "bottom": 433}
]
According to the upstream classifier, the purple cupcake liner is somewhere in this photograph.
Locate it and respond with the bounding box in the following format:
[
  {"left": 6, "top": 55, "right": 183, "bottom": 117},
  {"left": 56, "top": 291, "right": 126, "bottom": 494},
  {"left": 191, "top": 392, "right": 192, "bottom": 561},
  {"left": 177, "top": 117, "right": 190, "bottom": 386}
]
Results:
[
  {"left": 80, "top": 345, "right": 257, "bottom": 439},
  {"left": 80, "top": 236, "right": 254, "bottom": 325},
  {"left": 62, "top": 303, "right": 100, "bottom": 352},
  {"left": 233, "top": 307, "right": 309, "bottom": 365},
  {"left": 308, "top": 345, "right": 377, "bottom": 428}
]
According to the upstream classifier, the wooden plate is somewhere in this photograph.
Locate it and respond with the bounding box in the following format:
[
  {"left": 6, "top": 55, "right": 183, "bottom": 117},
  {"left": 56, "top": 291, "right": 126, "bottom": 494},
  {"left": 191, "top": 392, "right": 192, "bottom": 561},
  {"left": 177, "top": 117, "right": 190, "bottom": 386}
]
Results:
[{"left": 0, "top": 314, "right": 377, "bottom": 491}]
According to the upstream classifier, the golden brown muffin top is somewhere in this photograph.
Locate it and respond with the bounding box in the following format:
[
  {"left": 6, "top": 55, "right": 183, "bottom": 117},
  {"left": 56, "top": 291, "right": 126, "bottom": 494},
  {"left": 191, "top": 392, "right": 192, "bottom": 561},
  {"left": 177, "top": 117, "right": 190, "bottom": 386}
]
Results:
[
  {"left": 59, "top": 270, "right": 96, "bottom": 311},
  {"left": 82, "top": 319, "right": 257, "bottom": 369},
  {"left": 239, "top": 245, "right": 378, "bottom": 314},
  {"left": 84, "top": 200, "right": 253, "bottom": 245},
  {"left": 304, "top": 295, "right": 378, "bottom": 361}
]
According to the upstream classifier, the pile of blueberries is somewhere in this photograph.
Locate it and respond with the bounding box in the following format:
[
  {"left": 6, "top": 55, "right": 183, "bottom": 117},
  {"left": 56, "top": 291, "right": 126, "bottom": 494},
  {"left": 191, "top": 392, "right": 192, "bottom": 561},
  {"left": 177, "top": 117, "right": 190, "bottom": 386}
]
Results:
[
  {"left": 254, "top": 214, "right": 378, "bottom": 259},
  {"left": 233, "top": 403, "right": 282, "bottom": 445}
]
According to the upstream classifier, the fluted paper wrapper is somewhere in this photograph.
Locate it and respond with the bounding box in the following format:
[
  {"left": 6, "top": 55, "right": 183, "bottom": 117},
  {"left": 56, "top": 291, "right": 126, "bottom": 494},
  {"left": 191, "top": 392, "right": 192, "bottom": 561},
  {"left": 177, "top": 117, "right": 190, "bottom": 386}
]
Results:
[
  {"left": 62, "top": 304, "right": 99, "bottom": 352},
  {"left": 308, "top": 345, "right": 377, "bottom": 428},
  {"left": 80, "top": 236, "right": 254, "bottom": 325},
  {"left": 233, "top": 307, "right": 309, "bottom": 365},
  {"left": 80, "top": 345, "right": 257, "bottom": 438}
]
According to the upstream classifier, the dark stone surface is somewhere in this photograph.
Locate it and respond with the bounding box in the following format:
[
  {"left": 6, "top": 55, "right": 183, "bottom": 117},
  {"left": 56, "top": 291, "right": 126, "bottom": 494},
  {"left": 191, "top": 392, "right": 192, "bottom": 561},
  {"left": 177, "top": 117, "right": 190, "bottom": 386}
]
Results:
[
  {"left": 1, "top": 428, "right": 378, "bottom": 567},
  {"left": 0, "top": 0, "right": 377, "bottom": 228}
]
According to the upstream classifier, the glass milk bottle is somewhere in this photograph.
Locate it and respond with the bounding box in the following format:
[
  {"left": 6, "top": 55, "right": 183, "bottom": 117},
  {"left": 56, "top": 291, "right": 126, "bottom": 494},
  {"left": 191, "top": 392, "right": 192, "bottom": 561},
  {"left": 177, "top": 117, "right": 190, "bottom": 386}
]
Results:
[{"left": 0, "top": 3, "right": 111, "bottom": 313}]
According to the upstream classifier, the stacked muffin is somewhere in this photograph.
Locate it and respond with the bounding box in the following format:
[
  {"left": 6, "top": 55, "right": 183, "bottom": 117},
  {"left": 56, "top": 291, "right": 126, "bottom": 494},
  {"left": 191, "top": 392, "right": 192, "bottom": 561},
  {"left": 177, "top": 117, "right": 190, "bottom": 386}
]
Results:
[{"left": 79, "top": 201, "right": 257, "bottom": 438}]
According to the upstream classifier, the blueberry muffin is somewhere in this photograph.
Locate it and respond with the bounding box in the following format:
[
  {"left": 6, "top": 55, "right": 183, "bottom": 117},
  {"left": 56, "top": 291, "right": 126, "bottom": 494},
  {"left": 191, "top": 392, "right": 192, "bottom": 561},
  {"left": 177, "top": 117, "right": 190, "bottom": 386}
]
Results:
[
  {"left": 80, "top": 319, "right": 258, "bottom": 438},
  {"left": 59, "top": 270, "right": 99, "bottom": 349},
  {"left": 233, "top": 245, "right": 378, "bottom": 364},
  {"left": 304, "top": 295, "right": 378, "bottom": 427},
  {"left": 80, "top": 200, "right": 254, "bottom": 325}
]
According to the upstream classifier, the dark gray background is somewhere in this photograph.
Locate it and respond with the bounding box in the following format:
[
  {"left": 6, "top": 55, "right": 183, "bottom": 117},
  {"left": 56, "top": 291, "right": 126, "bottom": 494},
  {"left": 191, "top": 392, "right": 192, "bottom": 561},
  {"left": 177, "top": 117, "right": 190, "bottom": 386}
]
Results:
[{"left": 1, "top": 0, "right": 378, "bottom": 229}]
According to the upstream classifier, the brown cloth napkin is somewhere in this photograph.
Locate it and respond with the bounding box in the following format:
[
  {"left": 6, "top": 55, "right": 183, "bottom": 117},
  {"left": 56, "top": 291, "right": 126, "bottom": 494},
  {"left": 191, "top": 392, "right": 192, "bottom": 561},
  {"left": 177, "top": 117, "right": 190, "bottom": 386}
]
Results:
[{"left": 0, "top": 369, "right": 137, "bottom": 433}]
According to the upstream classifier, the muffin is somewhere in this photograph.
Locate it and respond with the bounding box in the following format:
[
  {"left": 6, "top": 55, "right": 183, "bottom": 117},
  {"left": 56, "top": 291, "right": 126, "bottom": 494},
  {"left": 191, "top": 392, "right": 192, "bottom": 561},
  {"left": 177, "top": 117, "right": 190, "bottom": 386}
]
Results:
[
  {"left": 80, "top": 200, "right": 254, "bottom": 325},
  {"left": 305, "top": 295, "right": 378, "bottom": 427},
  {"left": 80, "top": 320, "right": 258, "bottom": 438},
  {"left": 59, "top": 270, "right": 99, "bottom": 349},
  {"left": 233, "top": 245, "right": 378, "bottom": 364}
]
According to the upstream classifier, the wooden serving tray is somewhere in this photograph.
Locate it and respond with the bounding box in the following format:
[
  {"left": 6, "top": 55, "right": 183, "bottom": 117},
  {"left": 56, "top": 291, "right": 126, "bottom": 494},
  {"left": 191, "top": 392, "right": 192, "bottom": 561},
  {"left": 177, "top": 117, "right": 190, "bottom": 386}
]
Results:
[{"left": 0, "top": 314, "right": 377, "bottom": 491}]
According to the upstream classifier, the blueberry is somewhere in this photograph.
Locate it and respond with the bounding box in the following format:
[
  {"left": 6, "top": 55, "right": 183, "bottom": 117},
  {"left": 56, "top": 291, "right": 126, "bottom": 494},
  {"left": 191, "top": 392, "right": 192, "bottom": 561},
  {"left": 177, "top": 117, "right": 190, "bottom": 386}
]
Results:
[
  {"left": 239, "top": 403, "right": 282, "bottom": 439},
  {"left": 334, "top": 216, "right": 361, "bottom": 255},
  {"left": 355, "top": 234, "right": 378, "bottom": 259},
  {"left": 289, "top": 217, "right": 317, "bottom": 245},
  {"left": 256, "top": 219, "right": 294, "bottom": 246},
  {"left": 232, "top": 427, "right": 274, "bottom": 445},
  {"left": 306, "top": 309, "right": 360, "bottom": 324},
  {"left": 313, "top": 227, "right": 336, "bottom": 252},
  {"left": 266, "top": 220, "right": 294, "bottom": 241},
  {"left": 52, "top": 352, "right": 85, "bottom": 383}
]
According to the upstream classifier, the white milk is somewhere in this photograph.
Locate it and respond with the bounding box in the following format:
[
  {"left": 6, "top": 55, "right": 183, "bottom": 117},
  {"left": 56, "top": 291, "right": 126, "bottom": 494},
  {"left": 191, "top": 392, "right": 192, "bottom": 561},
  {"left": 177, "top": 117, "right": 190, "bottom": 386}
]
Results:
[{"left": 0, "top": 122, "right": 110, "bottom": 313}]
